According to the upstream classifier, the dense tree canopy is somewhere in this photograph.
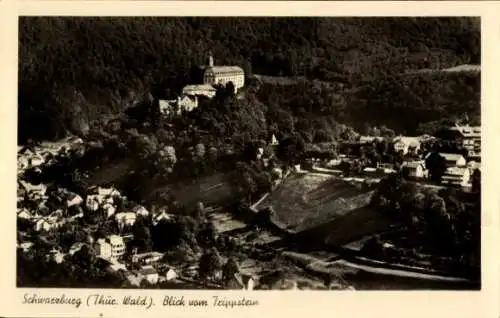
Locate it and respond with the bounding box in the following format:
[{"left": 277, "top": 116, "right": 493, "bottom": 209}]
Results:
[{"left": 19, "top": 17, "right": 480, "bottom": 142}]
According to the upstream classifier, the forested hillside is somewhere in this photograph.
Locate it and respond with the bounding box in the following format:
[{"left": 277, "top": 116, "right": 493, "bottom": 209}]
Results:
[{"left": 18, "top": 17, "right": 480, "bottom": 143}]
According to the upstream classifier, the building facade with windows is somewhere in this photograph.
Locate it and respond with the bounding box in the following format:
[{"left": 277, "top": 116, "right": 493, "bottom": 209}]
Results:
[
  {"left": 95, "top": 235, "right": 126, "bottom": 261},
  {"left": 202, "top": 53, "right": 245, "bottom": 93}
]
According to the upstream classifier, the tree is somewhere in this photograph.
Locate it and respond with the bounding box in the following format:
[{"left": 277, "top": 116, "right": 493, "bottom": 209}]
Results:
[
  {"left": 425, "top": 151, "right": 447, "bottom": 182},
  {"left": 198, "top": 248, "right": 222, "bottom": 282},
  {"left": 471, "top": 169, "right": 481, "bottom": 193},
  {"left": 193, "top": 143, "right": 206, "bottom": 162},
  {"left": 276, "top": 135, "right": 305, "bottom": 165},
  {"left": 222, "top": 257, "right": 240, "bottom": 282},
  {"left": 254, "top": 206, "right": 276, "bottom": 228},
  {"left": 197, "top": 221, "right": 217, "bottom": 248},
  {"left": 132, "top": 224, "right": 153, "bottom": 252}
]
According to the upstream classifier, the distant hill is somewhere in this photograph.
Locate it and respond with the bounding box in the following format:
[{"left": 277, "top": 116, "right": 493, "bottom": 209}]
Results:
[{"left": 18, "top": 17, "right": 480, "bottom": 142}]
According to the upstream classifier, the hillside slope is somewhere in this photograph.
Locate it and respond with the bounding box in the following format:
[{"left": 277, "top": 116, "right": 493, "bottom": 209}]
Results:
[{"left": 19, "top": 17, "right": 480, "bottom": 142}]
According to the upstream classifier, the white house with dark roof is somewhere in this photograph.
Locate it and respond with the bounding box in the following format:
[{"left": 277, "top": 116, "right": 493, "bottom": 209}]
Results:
[
  {"left": 441, "top": 167, "right": 471, "bottom": 187},
  {"left": 202, "top": 53, "right": 245, "bottom": 92},
  {"left": 115, "top": 212, "right": 137, "bottom": 229},
  {"left": 131, "top": 251, "right": 164, "bottom": 265},
  {"left": 159, "top": 95, "right": 199, "bottom": 116},
  {"left": 66, "top": 193, "right": 83, "bottom": 208},
  {"left": 17, "top": 208, "right": 32, "bottom": 220},
  {"left": 402, "top": 160, "right": 428, "bottom": 179},
  {"left": 392, "top": 136, "right": 421, "bottom": 155},
  {"left": 438, "top": 153, "right": 467, "bottom": 168},
  {"left": 132, "top": 205, "right": 149, "bottom": 217},
  {"left": 95, "top": 235, "right": 126, "bottom": 261},
  {"left": 135, "top": 265, "right": 159, "bottom": 285},
  {"left": 152, "top": 211, "right": 171, "bottom": 225}
]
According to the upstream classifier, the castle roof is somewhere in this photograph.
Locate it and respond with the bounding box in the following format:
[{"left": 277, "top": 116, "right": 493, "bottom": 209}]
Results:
[{"left": 204, "top": 66, "right": 244, "bottom": 74}]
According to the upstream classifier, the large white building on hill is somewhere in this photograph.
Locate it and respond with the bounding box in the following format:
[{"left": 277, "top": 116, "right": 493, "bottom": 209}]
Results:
[{"left": 202, "top": 53, "right": 245, "bottom": 93}]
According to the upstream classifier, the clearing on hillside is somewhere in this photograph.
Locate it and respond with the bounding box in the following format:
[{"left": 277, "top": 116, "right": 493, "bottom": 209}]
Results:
[{"left": 254, "top": 172, "right": 374, "bottom": 233}]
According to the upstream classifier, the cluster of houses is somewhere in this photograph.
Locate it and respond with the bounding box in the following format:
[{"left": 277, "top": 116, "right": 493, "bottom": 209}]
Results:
[
  {"left": 17, "top": 167, "right": 260, "bottom": 289},
  {"left": 159, "top": 53, "right": 245, "bottom": 116},
  {"left": 16, "top": 163, "right": 185, "bottom": 286},
  {"left": 399, "top": 124, "right": 481, "bottom": 188},
  {"left": 17, "top": 136, "right": 85, "bottom": 172},
  {"left": 298, "top": 124, "right": 480, "bottom": 190}
]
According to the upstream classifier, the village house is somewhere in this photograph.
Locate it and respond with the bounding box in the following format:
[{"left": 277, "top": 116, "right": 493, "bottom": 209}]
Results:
[
  {"left": 362, "top": 167, "right": 378, "bottom": 177},
  {"left": 93, "top": 186, "right": 121, "bottom": 198},
  {"left": 392, "top": 136, "right": 421, "bottom": 155},
  {"left": 162, "top": 267, "right": 178, "bottom": 282},
  {"left": 444, "top": 124, "right": 481, "bottom": 159},
  {"left": 159, "top": 95, "right": 199, "bottom": 116},
  {"left": 34, "top": 216, "right": 61, "bottom": 232},
  {"left": 359, "top": 136, "right": 384, "bottom": 144},
  {"left": 18, "top": 241, "right": 34, "bottom": 253},
  {"left": 18, "top": 156, "right": 30, "bottom": 170},
  {"left": 17, "top": 208, "right": 33, "bottom": 220},
  {"left": 115, "top": 212, "right": 137, "bottom": 229},
  {"left": 468, "top": 160, "right": 481, "bottom": 171},
  {"left": 152, "top": 210, "right": 171, "bottom": 226},
  {"left": 135, "top": 265, "right": 160, "bottom": 285},
  {"left": 202, "top": 53, "right": 245, "bottom": 93},
  {"left": 131, "top": 251, "right": 164, "bottom": 265},
  {"left": 66, "top": 193, "right": 83, "bottom": 208},
  {"left": 27, "top": 154, "right": 45, "bottom": 169},
  {"left": 402, "top": 160, "right": 428, "bottom": 179},
  {"left": 49, "top": 248, "right": 65, "bottom": 264},
  {"left": 182, "top": 84, "right": 217, "bottom": 99},
  {"left": 108, "top": 262, "right": 127, "bottom": 273},
  {"left": 101, "top": 202, "right": 116, "bottom": 218},
  {"left": 95, "top": 238, "right": 112, "bottom": 260},
  {"left": 85, "top": 195, "right": 100, "bottom": 212},
  {"left": 125, "top": 273, "right": 142, "bottom": 287},
  {"left": 438, "top": 153, "right": 467, "bottom": 168},
  {"left": 20, "top": 180, "right": 47, "bottom": 198},
  {"left": 174, "top": 95, "right": 198, "bottom": 113},
  {"left": 441, "top": 167, "right": 472, "bottom": 187},
  {"left": 132, "top": 205, "right": 149, "bottom": 217},
  {"left": 95, "top": 235, "right": 126, "bottom": 261},
  {"left": 68, "top": 242, "right": 85, "bottom": 256},
  {"left": 256, "top": 147, "right": 264, "bottom": 160},
  {"left": 376, "top": 162, "right": 396, "bottom": 173}
]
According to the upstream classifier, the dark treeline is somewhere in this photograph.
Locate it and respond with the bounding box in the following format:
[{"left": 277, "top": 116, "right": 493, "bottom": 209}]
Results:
[{"left": 19, "top": 17, "right": 480, "bottom": 142}]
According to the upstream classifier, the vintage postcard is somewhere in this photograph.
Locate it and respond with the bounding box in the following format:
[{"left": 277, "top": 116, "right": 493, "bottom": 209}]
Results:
[{"left": 0, "top": 1, "right": 499, "bottom": 317}]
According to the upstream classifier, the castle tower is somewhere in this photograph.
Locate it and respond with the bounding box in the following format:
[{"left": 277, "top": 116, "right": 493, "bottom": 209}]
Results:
[{"left": 207, "top": 52, "right": 214, "bottom": 67}]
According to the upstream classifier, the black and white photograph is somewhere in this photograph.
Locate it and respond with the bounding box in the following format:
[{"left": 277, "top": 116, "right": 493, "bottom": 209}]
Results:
[{"left": 15, "top": 15, "right": 482, "bottom": 292}]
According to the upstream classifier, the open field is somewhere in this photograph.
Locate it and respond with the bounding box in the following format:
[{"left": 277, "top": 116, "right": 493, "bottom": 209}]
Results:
[{"left": 255, "top": 172, "right": 374, "bottom": 233}]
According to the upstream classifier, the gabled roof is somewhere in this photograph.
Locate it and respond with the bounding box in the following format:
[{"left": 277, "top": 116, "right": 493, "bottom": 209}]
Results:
[
  {"left": 107, "top": 235, "right": 124, "bottom": 245},
  {"left": 403, "top": 161, "right": 425, "bottom": 169},
  {"left": 115, "top": 212, "right": 137, "bottom": 219},
  {"left": 393, "top": 136, "right": 420, "bottom": 146},
  {"left": 205, "top": 66, "right": 244, "bottom": 74},
  {"left": 138, "top": 265, "right": 158, "bottom": 276},
  {"left": 132, "top": 205, "right": 148, "bottom": 213},
  {"left": 444, "top": 167, "right": 470, "bottom": 176},
  {"left": 439, "top": 153, "right": 465, "bottom": 162},
  {"left": 182, "top": 84, "right": 217, "bottom": 92}
]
